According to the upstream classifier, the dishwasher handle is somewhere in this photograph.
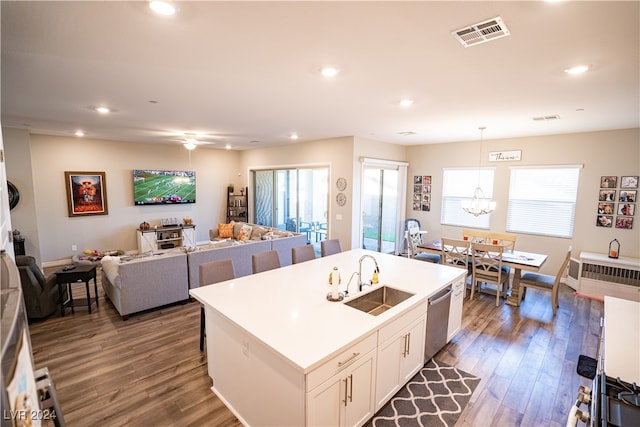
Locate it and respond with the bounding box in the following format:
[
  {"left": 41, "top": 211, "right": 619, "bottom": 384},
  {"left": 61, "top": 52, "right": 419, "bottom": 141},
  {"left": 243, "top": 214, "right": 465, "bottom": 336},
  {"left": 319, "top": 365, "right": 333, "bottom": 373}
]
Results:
[{"left": 429, "top": 287, "right": 453, "bottom": 305}]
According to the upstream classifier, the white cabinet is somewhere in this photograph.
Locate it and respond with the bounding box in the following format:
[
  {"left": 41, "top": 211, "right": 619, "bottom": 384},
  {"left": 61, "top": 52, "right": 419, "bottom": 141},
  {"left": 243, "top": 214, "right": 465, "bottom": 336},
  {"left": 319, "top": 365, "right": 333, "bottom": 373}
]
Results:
[
  {"left": 307, "top": 334, "right": 377, "bottom": 427},
  {"left": 375, "top": 304, "right": 426, "bottom": 411},
  {"left": 448, "top": 276, "right": 465, "bottom": 341},
  {"left": 136, "top": 225, "right": 195, "bottom": 253}
]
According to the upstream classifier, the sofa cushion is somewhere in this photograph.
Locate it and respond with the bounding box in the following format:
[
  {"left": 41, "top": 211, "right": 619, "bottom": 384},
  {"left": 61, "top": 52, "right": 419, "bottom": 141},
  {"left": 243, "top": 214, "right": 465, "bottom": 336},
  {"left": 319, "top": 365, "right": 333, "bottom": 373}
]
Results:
[
  {"left": 219, "top": 223, "right": 234, "bottom": 238},
  {"left": 237, "top": 224, "right": 253, "bottom": 241}
]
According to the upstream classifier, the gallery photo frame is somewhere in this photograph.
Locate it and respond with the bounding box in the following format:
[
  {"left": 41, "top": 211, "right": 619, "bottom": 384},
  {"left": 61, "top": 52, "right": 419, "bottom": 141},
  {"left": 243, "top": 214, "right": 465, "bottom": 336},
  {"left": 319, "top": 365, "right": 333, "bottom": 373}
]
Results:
[
  {"left": 64, "top": 171, "right": 109, "bottom": 217},
  {"left": 620, "top": 175, "right": 639, "bottom": 189}
]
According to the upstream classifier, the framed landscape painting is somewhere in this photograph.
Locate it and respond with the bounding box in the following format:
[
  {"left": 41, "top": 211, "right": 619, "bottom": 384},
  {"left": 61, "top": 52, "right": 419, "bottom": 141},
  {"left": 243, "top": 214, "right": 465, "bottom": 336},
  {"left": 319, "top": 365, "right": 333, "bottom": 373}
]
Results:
[{"left": 65, "top": 171, "right": 109, "bottom": 217}]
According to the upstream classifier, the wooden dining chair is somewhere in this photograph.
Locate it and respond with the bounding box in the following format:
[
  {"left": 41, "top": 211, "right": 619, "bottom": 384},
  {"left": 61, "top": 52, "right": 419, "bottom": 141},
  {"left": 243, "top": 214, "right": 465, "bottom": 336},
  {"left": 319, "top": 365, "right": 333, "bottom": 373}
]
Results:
[
  {"left": 461, "top": 228, "right": 490, "bottom": 243},
  {"left": 441, "top": 238, "right": 472, "bottom": 295},
  {"left": 440, "top": 238, "right": 470, "bottom": 269},
  {"left": 321, "top": 239, "right": 342, "bottom": 257},
  {"left": 470, "top": 242, "right": 509, "bottom": 306},
  {"left": 292, "top": 245, "right": 316, "bottom": 264},
  {"left": 199, "top": 258, "right": 236, "bottom": 351},
  {"left": 407, "top": 224, "right": 440, "bottom": 263},
  {"left": 252, "top": 250, "right": 281, "bottom": 274},
  {"left": 518, "top": 246, "right": 572, "bottom": 315},
  {"left": 487, "top": 231, "right": 517, "bottom": 251}
]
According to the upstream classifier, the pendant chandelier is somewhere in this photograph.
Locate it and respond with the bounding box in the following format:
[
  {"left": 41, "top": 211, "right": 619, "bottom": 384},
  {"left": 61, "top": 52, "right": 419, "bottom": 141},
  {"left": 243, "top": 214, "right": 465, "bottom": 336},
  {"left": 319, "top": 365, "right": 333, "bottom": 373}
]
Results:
[{"left": 462, "top": 126, "right": 496, "bottom": 216}]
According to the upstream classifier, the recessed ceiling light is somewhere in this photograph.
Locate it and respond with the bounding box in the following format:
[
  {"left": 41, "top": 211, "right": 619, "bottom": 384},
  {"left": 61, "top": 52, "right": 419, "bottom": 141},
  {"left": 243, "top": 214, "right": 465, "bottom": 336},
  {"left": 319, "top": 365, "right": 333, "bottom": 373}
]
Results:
[
  {"left": 320, "top": 67, "right": 339, "bottom": 78},
  {"left": 95, "top": 106, "right": 111, "bottom": 114},
  {"left": 564, "top": 65, "right": 590, "bottom": 75},
  {"left": 225, "top": 144, "right": 231, "bottom": 150},
  {"left": 75, "top": 130, "right": 85, "bottom": 137},
  {"left": 399, "top": 99, "right": 414, "bottom": 108},
  {"left": 149, "top": 1, "right": 175, "bottom": 16},
  {"left": 290, "top": 133, "right": 299, "bottom": 140},
  {"left": 398, "top": 131, "right": 417, "bottom": 136}
]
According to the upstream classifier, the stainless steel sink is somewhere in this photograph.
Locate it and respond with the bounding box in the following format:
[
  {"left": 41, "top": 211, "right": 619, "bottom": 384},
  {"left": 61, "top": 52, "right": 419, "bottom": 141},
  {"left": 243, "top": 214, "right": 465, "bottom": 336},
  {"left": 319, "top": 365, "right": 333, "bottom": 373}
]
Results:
[{"left": 344, "top": 286, "right": 415, "bottom": 316}]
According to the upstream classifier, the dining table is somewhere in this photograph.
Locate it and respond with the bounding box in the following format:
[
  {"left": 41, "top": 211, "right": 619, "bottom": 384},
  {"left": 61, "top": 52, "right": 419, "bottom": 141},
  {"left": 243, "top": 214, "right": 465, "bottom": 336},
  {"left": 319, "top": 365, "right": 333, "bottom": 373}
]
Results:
[{"left": 417, "top": 239, "right": 548, "bottom": 306}]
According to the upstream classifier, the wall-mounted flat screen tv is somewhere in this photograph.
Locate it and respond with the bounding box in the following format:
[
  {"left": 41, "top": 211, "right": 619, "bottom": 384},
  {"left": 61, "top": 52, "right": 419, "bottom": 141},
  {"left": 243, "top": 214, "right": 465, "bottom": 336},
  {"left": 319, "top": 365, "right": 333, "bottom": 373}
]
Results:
[{"left": 133, "top": 170, "right": 196, "bottom": 205}]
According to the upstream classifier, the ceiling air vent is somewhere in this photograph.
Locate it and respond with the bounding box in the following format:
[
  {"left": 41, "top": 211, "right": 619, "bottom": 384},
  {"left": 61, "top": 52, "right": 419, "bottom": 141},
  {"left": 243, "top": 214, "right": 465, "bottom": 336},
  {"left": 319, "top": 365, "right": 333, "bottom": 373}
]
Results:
[
  {"left": 532, "top": 114, "right": 561, "bottom": 122},
  {"left": 452, "top": 16, "right": 510, "bottom": 47}
]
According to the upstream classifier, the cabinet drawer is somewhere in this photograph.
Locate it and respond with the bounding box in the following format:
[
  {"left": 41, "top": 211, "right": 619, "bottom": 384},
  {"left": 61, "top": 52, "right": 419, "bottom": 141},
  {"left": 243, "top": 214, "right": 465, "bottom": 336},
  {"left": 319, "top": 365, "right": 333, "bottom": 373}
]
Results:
[
  {"left": 307, "top": 332, "right": 377, "bottom": 392},
  {"left": 378, "top": 303, "right": 426, "bottom": 344}
]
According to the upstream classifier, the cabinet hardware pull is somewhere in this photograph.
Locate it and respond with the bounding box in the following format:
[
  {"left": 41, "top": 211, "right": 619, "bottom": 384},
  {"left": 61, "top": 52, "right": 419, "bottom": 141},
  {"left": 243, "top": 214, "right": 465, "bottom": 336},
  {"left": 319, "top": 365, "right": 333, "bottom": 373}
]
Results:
[
  {"left": 338, "top": 352, "right": 360, "bottom": 367},
  {"left": 343, "top": 378, "right": 348, "bottom": 406},
  {"left": 402, "top": 334, "right": 408, "bottom": 357},
  {"left": 406, "top": 332, "right": 411, "bottom": 356},
  {"left": 348, "top": 374, "right": 353, "bottom": 403}
]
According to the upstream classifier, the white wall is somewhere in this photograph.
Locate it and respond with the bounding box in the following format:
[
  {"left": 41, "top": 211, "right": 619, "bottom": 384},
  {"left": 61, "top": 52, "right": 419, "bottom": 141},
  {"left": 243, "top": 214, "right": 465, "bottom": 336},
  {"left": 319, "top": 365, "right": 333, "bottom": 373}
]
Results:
[
  {"left": 0, "top": 128, "right": 15, "bottom": 259},
  {"left": 3, "top": 128, "right": 40, "bottom": 264},
  {"left": 5, "top": 132, "right": 241, "bottom": 263},
  {"left": 406, "top": 128, "right": 640, "bottom": 276}
]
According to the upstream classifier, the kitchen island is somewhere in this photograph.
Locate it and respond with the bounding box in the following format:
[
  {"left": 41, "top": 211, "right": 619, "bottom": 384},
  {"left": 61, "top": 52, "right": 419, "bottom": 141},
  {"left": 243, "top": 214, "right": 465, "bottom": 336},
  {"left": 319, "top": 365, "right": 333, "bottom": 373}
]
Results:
[{"left": 190, "top": 249, "right": 466, "bottom": 426}]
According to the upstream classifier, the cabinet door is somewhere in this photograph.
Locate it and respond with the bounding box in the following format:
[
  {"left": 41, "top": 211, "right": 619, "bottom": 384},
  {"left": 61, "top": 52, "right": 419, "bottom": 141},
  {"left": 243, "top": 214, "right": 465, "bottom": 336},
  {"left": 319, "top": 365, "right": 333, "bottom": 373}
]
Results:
[
  {"left": 307, "top": 349, "right": 376, "bottom": 427},
  {"left": 137, "top": 230, "right": 157, "bottom": 253},
  {"left": 400, "top": 315, "right": 426, "bottom": 384},
  {"left": 307, "top": 375, "right": 342, "bottom": 427},
  {"left": 375, "top": 334, "right": 403, "bottom": 409},
  {"left": 344, "top": 351, "right": 376, "bottom": 427},
  {"left": 448, "top": 280, "right": 464, "bottom": 341},
  {"left": 182, "top": 227, "right": 196, "bottom": 247}
]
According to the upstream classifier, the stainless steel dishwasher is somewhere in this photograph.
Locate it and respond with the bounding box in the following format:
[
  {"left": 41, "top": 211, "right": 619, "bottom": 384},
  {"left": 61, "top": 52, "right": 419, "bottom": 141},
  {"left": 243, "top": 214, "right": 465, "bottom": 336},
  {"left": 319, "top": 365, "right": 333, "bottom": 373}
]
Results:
[{"left": 424, "top": 285, "right": 453, "bottom": 362}]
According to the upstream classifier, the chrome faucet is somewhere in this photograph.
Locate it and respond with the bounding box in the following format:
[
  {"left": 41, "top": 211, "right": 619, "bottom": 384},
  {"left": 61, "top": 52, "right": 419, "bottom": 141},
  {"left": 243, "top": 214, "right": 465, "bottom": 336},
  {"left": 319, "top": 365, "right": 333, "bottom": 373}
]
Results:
[{"left": 358, "top": 254, "right": 380, "bottom": 292}]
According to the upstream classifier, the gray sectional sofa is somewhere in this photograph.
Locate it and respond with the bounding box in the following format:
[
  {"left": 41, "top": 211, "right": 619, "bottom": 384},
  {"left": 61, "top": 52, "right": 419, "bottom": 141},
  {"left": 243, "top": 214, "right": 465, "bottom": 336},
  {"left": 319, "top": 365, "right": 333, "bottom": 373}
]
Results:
[
  {"left": 100, "top": 222, "right": 307, "bottom": 319},
  {"left": 190, "top": 222, "right": 307, "bottom": 287},
  {"left": 101, "top": 249, "right": 190, "bottom": 320}
]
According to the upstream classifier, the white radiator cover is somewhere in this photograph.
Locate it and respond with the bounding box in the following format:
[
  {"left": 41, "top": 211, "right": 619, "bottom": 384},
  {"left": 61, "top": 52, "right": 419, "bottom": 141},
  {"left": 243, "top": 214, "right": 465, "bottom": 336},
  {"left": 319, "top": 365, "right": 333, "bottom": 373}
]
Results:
[
  {"left": 577, "top": 252, "right": 640, "bottom": 302},
  {"left": 567, "top": 257, "right": 580, "bottom": 290}
]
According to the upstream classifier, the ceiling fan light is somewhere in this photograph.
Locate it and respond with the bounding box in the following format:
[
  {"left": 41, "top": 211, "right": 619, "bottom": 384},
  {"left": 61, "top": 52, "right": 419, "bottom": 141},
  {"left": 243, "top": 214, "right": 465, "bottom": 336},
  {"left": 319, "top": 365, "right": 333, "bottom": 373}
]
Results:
[{"left": 184, "top": 141, "right": 196, "bottom": 150}]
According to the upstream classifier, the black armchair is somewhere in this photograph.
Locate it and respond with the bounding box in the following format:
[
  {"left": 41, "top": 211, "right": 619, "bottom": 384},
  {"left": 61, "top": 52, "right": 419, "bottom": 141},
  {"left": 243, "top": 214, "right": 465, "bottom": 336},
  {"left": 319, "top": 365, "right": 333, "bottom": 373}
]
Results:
[{"left": 16, "top": 255, "right": 66, "bottom": 320}]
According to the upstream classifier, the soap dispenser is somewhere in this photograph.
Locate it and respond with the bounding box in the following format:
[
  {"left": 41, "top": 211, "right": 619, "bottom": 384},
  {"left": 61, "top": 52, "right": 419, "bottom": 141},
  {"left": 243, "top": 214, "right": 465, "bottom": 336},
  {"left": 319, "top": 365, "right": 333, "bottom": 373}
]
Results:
[{"left": 372, "top": 270, "right": 379, "bottom": 285}]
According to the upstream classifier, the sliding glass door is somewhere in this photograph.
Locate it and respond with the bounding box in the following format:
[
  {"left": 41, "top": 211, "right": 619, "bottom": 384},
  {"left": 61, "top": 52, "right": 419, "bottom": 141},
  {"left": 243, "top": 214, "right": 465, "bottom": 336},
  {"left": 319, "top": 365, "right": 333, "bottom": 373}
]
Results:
[
  {"left": 253, "top": 167, "right": 328, "bottom": 247},
  {"left": 361, "top": 166, "right": 400, "bottom": 253}
]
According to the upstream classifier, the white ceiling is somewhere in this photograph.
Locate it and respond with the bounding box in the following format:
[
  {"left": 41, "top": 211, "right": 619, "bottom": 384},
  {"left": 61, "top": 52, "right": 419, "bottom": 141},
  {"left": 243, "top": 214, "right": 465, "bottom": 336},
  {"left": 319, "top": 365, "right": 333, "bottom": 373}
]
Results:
[{"left": 2, "top": 1, "right": 639, "bottom": 150}]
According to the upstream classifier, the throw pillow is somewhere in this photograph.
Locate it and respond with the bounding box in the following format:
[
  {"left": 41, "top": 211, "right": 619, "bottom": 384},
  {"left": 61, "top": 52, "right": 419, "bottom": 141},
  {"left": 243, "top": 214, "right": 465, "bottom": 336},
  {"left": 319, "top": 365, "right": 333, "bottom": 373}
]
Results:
[
  {"left": 218, "top": 223, "right": 234, "bottom": 239},
  {"left": 237, "top": 224, "right": 253, "bottom": 241},
  {"left": 250, "top": 225, "right": 270, "bottom": 240}
]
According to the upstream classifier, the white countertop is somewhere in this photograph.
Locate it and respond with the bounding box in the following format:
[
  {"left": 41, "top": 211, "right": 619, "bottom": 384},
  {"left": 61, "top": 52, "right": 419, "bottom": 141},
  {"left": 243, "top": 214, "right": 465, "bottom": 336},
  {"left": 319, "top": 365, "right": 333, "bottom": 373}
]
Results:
[
  {"left": 190, "top": 249, "right": 465, "bottom": 373},
  {"left": 604, "top": 296, "right": 640, "bottom": 383}
]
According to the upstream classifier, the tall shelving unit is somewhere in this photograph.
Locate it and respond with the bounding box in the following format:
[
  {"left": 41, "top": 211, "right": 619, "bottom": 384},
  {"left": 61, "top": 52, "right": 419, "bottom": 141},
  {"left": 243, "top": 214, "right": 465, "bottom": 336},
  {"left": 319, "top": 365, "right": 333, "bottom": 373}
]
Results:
[{"left": 227, "top": 186, "right": 248, "bottom": 223}]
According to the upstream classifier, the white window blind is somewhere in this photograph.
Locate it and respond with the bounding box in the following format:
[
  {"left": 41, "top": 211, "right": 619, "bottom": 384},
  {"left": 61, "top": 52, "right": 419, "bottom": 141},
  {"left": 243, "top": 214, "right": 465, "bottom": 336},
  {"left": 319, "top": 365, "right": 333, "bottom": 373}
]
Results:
[
  {"left": 506, "top": 166, "right": 581, "bottom": 238},
  {"left": 441, "top": 168, "right": 495, "bottom": 228}
]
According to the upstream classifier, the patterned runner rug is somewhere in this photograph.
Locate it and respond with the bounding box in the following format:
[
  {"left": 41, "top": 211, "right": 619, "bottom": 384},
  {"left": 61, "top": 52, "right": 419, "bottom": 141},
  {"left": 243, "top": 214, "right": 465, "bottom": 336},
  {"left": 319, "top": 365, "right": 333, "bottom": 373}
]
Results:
[{"left": 367, "top": 359, "right": 480, "bottom": 427}]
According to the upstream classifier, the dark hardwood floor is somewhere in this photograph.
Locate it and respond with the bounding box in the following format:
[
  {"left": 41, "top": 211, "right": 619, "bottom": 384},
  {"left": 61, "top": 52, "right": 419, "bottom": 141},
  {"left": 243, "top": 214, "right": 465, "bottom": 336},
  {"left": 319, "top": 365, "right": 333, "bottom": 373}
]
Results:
[{"left": 31, "top": 266, "right": 602, "bottom": 426}]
